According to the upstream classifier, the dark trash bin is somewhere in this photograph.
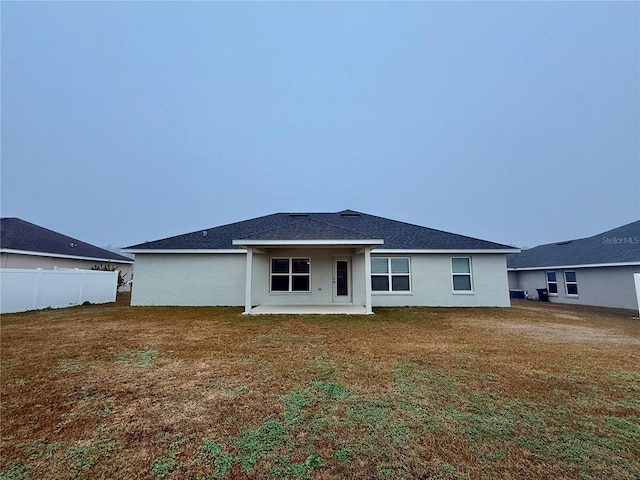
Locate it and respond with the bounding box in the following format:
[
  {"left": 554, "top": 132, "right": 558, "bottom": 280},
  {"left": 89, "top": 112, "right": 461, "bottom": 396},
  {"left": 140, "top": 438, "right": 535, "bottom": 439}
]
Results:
[
  {"left": 536, "top": 288, "right": 549, "bottom": 302},
  {"left": 510, "top": 289, "right": 526, "bottom": 299}
]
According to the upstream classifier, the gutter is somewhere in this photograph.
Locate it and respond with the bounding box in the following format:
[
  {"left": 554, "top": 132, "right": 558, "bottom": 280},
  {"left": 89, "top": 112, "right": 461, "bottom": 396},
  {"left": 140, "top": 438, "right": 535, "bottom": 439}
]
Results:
[
  {"left": 508, "top": 261, "right": 640, "bottom": 271},
  {"left": 1, "top": 248, "right": 134, "bottom": 264}
]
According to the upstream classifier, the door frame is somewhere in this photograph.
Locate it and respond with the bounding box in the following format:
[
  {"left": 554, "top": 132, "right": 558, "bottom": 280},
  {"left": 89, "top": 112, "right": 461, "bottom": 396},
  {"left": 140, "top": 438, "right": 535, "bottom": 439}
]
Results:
[{"left": 332, "top": 257, "right": 352, "bottom": 303}]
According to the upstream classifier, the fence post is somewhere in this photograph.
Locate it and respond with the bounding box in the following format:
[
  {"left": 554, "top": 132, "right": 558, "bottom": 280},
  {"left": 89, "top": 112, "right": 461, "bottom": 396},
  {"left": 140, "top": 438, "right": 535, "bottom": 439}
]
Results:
[
  {"left": 634, "top": 273, "right": 640, "bottom": 317},
  {"left": 78, "top": 268, "right": 86, "bottom": 305},
  {"left": 32, "top": 268, "right": 43, "bottom": 310}
]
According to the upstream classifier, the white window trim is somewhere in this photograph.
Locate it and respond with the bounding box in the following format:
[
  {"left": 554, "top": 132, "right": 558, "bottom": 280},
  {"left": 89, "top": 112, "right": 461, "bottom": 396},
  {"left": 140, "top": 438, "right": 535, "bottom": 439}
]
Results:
[
  {"left": 270, "top": 257, "right": 311, "bottom": 293},
  {"left": 546, "top": 271, "right": 559, "bottom": 296},
  {"left": 451, "top": 257, "right": 474, "bottom": 294},
  {"left": 564, "top": 271, "right": 579, "bottom": 297},
  {"left": 370, "top": 257, "right": 412, "bottom": 294}
]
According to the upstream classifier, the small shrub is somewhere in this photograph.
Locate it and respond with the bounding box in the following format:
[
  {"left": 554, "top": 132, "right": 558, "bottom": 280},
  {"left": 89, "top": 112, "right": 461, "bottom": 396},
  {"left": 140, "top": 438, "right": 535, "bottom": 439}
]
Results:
[{"left": 92, "top": 263, "right": 127, "bottom": 290}]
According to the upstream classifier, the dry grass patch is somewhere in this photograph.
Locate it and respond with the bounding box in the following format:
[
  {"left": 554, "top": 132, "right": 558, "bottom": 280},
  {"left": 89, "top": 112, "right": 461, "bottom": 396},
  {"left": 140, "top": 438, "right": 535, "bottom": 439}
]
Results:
[{"left": 1, "top": 295, "right": 639, "bottom": 479}]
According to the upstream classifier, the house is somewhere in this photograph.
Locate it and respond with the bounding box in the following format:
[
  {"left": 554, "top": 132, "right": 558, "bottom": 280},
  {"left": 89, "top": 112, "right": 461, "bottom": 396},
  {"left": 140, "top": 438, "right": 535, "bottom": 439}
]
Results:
[
  {"left": 1, "top": 218, "right": 134, "bottom": 291},
  {"left": 507, "top": 220, "right": 640, "bottom": 311},
  {"left": 123, "top": 210, "right": 518, "bottom": 313}
]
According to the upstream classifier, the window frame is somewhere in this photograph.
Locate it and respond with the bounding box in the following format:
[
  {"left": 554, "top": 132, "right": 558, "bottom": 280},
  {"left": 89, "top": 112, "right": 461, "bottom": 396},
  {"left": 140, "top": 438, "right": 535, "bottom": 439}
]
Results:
[
  {"left": 370, "top": 257, "right": 412, "bottom": 294},
  {"left": 451, "top": 257, "right": 474, "bottom": 294},
  {"left": 270, "top": 257, "right": 311, "bottom": 293},
  {"left": 546, "top": 271, "right": 559, "bottom": 296},
  {"left": 564, "top": 271, "right": 578, "bottom": 296}
]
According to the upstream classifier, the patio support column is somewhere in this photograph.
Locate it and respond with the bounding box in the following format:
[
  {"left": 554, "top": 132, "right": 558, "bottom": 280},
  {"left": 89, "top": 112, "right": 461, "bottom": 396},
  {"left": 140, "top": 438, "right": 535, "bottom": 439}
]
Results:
[
  {"left": 243, "top": 247, "right": 253, "bottom": 314},
  {"left": 364, "top": 246, "right": 373, "bottom": 314}
]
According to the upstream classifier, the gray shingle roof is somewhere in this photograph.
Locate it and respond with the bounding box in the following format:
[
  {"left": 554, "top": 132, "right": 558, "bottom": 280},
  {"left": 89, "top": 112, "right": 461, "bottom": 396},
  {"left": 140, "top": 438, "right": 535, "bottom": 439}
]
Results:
[
  {"left": 1, "top": 218, "right": 134, "bottom": 263},
  {"left": 125, "top": 210, "right": 515, "bottom": 251},
  {"left": 238, "top": 218, "right": 381, "bottom": 241},
  {"left": 507, "top": 220, "right": 640, "bottom": 269}
]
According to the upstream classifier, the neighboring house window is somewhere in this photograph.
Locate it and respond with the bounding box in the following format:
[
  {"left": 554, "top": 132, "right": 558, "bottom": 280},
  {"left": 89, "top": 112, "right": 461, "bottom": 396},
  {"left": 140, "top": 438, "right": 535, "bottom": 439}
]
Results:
[
  {"left": 371, "top": 257, "right": 411, "bottom": 292},
  {"left": 271, "top": 258, "right": 310, "bottom": 292},
  {"left": 564, "top": 271, "right": 578, "bottom": 296},
  {"left": 546, "top": 271, "right": 558, "bottom": 295},
  {"left": 451, "top": 257, "right": 473, "bottom": 292}
]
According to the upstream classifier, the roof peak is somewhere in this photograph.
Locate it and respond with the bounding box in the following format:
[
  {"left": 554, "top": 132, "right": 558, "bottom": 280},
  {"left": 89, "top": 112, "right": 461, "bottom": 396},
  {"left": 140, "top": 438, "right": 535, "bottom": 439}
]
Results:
[
  {"left": 235, "top": 216, "right": 379, "bottom": 242},
  {"left": 125, "top": 210, "right": 515, "bottom": 251}
]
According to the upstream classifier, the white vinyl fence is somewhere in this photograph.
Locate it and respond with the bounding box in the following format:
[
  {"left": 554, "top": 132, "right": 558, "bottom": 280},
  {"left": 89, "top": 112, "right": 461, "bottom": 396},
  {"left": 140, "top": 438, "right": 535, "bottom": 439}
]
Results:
[
  {"left": 634, "top": 273, "right": 640, "bottom": 316},
  {"left": 0, "top": 268, "right": 118, "bottom": 314}
]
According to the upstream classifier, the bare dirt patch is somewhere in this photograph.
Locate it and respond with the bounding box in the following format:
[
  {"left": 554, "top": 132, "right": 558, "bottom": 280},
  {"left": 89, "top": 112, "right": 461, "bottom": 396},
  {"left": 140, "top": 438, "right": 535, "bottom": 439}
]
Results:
[
  {"left": 501, "top": 322, "right": 640, "bottom": 345},
  {"left": 480, "top": 300, "right": 640, "bottom": 345}
]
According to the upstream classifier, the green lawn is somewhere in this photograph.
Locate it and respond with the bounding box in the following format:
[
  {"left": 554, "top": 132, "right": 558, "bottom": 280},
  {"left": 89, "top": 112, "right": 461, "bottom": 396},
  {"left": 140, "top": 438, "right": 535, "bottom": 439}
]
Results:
[{"left": 1, "top": 298, "right": 639, "bottom": 479}]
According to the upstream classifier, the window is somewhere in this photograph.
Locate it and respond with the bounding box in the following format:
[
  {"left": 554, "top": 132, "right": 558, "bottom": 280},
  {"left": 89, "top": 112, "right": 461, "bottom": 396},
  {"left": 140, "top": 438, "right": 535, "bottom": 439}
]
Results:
[
  {"left": 546, "top": 271, "right": 558, "bottom": 295},
  {"left": 270, "top": 258, "right": 310, "bottom": 292},
  {"left": 371, "top": 257, "right": 410, "bottom": 292},
  {"left": 451, "top": 257, "right": 473, "bottom": 292},
  {"left": 564, "top": 271, "right": 578, "bottom": 296}
]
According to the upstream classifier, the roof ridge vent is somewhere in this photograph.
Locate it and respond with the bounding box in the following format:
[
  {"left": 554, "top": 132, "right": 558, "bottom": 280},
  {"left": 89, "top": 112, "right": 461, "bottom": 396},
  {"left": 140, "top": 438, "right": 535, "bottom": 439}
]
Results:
[
  {"left": 556, "top": 240, "right": 572, "bottom": 246},
  {"left": 341, "top": 212, "right": 361, "bottom": 217},
  {"left": 288, "top": 213, "right": 309, "bottom": 217}
]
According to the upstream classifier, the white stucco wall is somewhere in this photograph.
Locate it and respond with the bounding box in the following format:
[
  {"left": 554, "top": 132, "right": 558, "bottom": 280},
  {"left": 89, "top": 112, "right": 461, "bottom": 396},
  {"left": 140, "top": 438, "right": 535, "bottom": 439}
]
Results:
[
  {"left": 371, "top": 253, "right": 511, "bottom": 307},
  {"left": 508, "top": 270, "right": 545, "bottom": 300},
  {"left": 509, "top": 265, "right": 640, "bottom": 311},
  {"left": 130, "top": 250, "right": 511, "bottom": 308},
  {"left": 130, "top": 253, "right": 245, "bottom": 306},
  {"left": 507, "top": 271, "right": 520, "bottom": 289}
]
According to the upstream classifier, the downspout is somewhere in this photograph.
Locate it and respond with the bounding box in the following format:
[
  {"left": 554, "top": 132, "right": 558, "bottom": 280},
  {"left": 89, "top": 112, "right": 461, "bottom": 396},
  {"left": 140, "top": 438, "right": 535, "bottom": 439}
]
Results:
[{"left": 364, "top": 247, "right": 373, "bottom": 314}]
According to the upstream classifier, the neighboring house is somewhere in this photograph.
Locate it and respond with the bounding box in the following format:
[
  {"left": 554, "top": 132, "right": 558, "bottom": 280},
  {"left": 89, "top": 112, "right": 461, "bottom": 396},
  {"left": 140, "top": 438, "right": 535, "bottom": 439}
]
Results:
[
  {"left": 1, "top": 218, "right": 134, "bottom": 291},
  {"left": 507, "top": 220, "right": 640, "bottom": 311},
  {"left": 123, "top": 210, "right": 519, "bottom": 313}
]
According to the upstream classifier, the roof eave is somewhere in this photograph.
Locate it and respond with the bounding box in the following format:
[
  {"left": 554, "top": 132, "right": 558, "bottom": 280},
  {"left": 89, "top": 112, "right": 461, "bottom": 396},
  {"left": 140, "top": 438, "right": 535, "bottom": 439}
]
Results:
[
  {"left": 0, "top": 248, "right": 134, "bottom": 264},
  {"left": 508, "top": 261, "right": 640, "bottom": 271},
  {"left": 121, "top": 248, "right": 244, "bottom": 254},
  {"left": 374, "top": 248, "right": 521, "bottom": 254},
  {"left": 232, "top": 239, "right": 385, "bottom": 247}
]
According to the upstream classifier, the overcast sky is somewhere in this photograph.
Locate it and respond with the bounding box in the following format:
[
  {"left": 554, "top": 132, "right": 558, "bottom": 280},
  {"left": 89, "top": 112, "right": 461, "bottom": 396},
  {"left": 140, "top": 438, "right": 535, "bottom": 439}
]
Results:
[{"left": 2, "top": 2, "right": 638, "bottom": 250}]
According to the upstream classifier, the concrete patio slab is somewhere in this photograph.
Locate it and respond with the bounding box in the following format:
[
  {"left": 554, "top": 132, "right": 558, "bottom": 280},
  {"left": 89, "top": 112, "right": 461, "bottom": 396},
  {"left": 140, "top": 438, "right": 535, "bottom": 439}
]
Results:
[{"left": 249, "top": 305, "right": 370, "bottom": 315}]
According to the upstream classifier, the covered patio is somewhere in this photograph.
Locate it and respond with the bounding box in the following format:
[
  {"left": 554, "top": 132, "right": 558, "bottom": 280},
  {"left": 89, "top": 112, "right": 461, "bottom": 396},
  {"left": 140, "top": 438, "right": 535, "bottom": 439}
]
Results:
[{"left": 232, "top": 219, "right": 384, "bottom": 315}]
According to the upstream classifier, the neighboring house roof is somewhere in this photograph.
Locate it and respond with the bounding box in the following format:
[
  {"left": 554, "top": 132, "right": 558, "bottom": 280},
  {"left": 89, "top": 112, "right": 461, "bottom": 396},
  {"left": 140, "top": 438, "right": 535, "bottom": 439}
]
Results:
[
  {"left": 507, "top": 220, "right": 640, "bottom": 270},
  {"left": 124, "top": 210, "right": 517, "bottom": 252},
  {"left": 0, "top": 218, "right": 134, "bottom": 263}
]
